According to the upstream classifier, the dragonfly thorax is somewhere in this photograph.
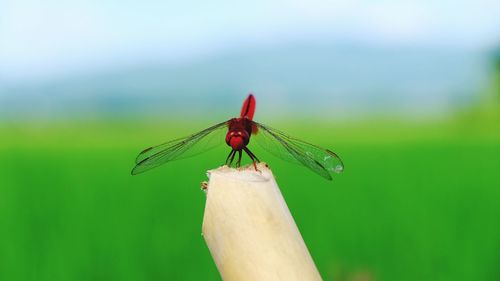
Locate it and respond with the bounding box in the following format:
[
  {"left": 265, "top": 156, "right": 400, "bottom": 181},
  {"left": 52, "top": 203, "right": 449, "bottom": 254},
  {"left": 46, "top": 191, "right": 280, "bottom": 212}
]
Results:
[{"left": 225, "top": 130, "right": 249, "bottom": 150}]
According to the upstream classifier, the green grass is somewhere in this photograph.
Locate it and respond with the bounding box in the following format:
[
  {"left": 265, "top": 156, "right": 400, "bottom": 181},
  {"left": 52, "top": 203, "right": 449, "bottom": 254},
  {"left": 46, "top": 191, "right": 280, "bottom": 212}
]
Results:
[{"left": 1, "top": 115, "right": 499, "bottom": 281}]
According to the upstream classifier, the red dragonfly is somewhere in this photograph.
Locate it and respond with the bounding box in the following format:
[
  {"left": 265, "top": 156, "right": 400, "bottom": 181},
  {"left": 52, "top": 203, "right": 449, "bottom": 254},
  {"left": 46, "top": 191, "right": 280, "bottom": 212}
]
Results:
[{"left": 131, "top": 94, "right": 344, "bottom": 180}]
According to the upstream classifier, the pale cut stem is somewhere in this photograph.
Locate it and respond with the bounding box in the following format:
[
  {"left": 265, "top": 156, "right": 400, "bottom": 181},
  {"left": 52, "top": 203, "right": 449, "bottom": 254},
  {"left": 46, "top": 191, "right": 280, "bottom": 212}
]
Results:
[{"left": 202, "top": 163, "right": 322, "bottom": 281}]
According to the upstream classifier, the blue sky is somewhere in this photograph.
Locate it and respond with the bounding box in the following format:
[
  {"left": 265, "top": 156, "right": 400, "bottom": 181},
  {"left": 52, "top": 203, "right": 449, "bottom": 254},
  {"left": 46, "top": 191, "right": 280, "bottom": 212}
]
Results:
[{"left": 1, "top": 0, "right": 499, "bottom": 82}]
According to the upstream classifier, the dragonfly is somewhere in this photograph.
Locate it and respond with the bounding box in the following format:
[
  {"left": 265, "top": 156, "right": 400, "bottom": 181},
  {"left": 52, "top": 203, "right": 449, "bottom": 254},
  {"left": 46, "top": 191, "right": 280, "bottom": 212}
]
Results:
[{"left": 131, "top": 94, "right": 344, "bottom": 180}]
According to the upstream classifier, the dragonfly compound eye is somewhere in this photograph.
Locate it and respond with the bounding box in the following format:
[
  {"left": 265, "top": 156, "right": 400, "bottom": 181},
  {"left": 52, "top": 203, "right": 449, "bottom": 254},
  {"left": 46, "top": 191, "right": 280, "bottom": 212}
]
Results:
[{"left": 225, "top": 130, "right": 249, "bottom": 150}]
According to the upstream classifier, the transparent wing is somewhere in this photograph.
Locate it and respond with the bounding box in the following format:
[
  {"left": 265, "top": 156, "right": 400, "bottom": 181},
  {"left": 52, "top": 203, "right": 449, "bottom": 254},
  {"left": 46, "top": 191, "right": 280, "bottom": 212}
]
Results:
[
  {"left": 131, "top": 120, "right": 229, "bottom": 175},
  {"left": 251, "top": 121, "right": 344, "bottom": 180}
]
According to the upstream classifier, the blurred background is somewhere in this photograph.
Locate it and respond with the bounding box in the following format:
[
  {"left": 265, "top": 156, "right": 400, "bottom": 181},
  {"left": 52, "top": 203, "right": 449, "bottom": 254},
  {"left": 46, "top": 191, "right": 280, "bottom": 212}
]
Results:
[{"left": 1, "top": 0, "right": 500, "bottom": 280}]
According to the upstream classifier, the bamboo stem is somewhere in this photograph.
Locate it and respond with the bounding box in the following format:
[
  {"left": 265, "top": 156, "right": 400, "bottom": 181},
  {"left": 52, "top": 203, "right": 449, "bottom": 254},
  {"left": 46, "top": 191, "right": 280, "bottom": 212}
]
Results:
[{"left": 202, "top": 163, "right": 322, "bottom": 281}]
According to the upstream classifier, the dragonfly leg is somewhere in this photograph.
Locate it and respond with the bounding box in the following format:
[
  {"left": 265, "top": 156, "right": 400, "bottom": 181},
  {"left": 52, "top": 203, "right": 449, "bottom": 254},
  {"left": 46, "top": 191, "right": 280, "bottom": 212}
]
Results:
[
  {"left": 225, "top": 150, "right": 236, "bottom": 166},
  {"left": 236, "top": 150, "right": 242, "bottom": 168},
  {"left": 243, "top": 147, "right": 260, "bottom": 170},
  {"left": 244, "top": 147, "right": 260, "bottom": 162},
  {"left": 229, "top": 150, "right": 237, "bottom": 166}
]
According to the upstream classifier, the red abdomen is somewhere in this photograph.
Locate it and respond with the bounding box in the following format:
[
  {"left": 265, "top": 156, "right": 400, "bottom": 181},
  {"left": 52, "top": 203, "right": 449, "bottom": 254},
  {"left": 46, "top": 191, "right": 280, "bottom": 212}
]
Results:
[{"left": 240, "top": 94, "right": 256, "bottom": 120}]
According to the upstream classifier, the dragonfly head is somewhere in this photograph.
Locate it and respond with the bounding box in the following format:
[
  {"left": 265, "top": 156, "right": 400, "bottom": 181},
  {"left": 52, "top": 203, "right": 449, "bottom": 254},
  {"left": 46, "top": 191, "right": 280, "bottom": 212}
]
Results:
[{"left": 225, "top": 130, "right": 249, "bottom": 150}]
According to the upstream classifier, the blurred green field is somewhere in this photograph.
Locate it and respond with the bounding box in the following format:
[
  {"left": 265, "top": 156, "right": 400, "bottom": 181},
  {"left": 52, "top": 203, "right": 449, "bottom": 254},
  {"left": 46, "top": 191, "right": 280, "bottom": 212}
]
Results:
[{"left": 1, "top": 114, "right": 499, "bottom": 281}]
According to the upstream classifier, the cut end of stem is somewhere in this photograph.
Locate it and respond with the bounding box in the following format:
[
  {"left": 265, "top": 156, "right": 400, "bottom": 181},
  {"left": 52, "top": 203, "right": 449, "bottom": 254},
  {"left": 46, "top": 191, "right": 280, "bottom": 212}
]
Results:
[{"left": 205, "top": 162, "right": 273, "bottom": 188}]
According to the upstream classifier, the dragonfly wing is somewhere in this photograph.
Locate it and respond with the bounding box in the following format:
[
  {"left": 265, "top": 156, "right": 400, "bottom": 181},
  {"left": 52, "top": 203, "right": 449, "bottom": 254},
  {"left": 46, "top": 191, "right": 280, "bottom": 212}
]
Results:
[
  {"left": 132, "top": 120, "right": 229, "bottom": 175},
  {"left": 252, "top": 121, "right": 344, "bottom": 180}
]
